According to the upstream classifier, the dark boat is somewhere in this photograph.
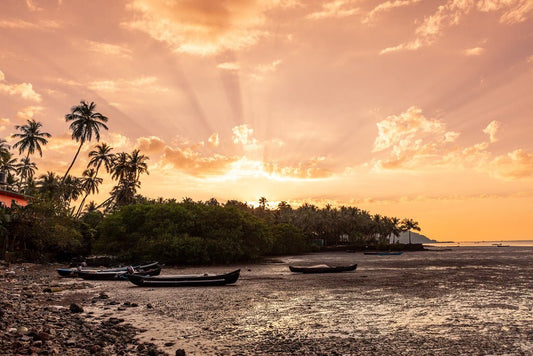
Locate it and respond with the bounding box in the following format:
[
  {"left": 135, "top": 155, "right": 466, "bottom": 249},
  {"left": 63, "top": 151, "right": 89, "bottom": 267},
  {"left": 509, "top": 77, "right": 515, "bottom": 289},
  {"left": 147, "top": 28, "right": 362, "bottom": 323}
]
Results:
[
  {"left": 126, "top": 269, "right": 241, "bottom": 287},
  {"left": 289, "top": 264, "right": 357, "bottom": 274},
  {"left": 59, "top": 261, "right": 161, "bottom": 280},
  {"left": 363, "top": 251, "right": 404, "bottom": 256}
]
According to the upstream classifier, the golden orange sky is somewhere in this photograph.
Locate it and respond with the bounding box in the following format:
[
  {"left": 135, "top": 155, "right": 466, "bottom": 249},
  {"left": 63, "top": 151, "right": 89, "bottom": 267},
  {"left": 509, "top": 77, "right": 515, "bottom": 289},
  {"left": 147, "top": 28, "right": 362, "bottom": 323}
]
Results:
[{"left": 1, "top": 0, "right": 532, "bottom": 241}]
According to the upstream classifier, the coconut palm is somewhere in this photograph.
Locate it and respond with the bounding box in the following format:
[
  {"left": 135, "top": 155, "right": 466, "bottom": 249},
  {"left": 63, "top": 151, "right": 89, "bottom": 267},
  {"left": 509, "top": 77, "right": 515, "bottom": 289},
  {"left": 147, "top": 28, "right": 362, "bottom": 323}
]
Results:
[
  {"left": 0, "top": 151, "right": 17, "bottom": 188},
  {"left": 12, "top": 120, "right": 51, "bottom": 160},
  {"left": 88, "top": 143, "right": 114, "bottom": 176},
  {"left": 128, "top": 149, "right": 149, "bottom": 182},
  {"left": 402, "top": 218, "right": 421, "bottom": 244},
  {"left": 63, "top": 101, "right": 109, "bottom": 181},
  {"left": 37, "top": 171, "right": 61, "bottom": 199},
  {"left": 110, "top": 152, "right": 130, "bottom": 182},
  {"left": 15, "top": 157, "right": 37, "bottom": 192},
  {"left": 75, "top": 168, "right": 103, "bottom": 217},
  {"left": 0, "top": 139, "right": 10, "bottom": 160}
]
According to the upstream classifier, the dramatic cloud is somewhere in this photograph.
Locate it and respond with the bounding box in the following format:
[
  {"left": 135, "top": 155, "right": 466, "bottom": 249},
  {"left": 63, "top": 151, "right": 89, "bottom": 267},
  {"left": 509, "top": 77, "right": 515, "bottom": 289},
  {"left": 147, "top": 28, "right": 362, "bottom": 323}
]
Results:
[
  {"left": 307, "top": 0, "right": 359, "bottom": 20},
  {"left": 16, "top": 106, "right": 44, "bottom": 121},
  {"left": 0, "top": 70, "right": 42, "bottom": 102},
  {"left": 123, "top": 0, "right": 295, "bottom": 55},
  {"left": 264, "top": 157, "right": 333, "bottom": 179},
  {"left": 162, "top": 146, "right": 238, "bottom": 176}
]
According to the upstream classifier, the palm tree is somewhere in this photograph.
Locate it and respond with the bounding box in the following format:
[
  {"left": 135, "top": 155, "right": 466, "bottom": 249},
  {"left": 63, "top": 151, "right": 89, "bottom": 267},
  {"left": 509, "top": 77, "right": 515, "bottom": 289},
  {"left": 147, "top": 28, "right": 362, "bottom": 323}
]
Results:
[
  {"left": 15, "top": 157, "right": 37, "bottom": 192},
  {"left": 128, "top": 149, "right": 149, "bottom": 181},
  {"left": 75, "top": 168, "right": 103, "bottom": 217},
  {"left": 0, "top": 151, "right": 17, "bottom": 189},
  {"left": 111, "top": 152, "right": 130, "bottom": 182},
  {"left": 88, "top": 143, "right": 114, "bottom": 176},
  {"left": 402, "top": 218, "right": 421, "bottom": 244},
  {"left": 0, "top": 139, "right": 10, "bottom": 160},
  {"left": 12, "top": 120, "right": 51, "bottom": 160},
  {"left": 63, "top": 101, "right": 109, "bottom": 181},
  {"left": 37, "top": 171, "right": 61, "bottom": 199}
]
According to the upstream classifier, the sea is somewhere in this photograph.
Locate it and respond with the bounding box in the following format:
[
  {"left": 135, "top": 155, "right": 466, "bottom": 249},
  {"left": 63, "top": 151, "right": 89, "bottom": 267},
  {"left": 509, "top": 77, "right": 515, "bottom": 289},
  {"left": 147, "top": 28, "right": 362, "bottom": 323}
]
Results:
[{"left": 425, "top": 239, "right": 533, "bottom": 247}]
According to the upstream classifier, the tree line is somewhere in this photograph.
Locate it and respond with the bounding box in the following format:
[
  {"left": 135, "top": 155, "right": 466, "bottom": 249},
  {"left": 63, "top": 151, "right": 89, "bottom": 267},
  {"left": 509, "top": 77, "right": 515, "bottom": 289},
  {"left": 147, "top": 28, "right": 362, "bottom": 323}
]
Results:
[{"left": 0, "top": 101, "right": 420, "bottom": 263}]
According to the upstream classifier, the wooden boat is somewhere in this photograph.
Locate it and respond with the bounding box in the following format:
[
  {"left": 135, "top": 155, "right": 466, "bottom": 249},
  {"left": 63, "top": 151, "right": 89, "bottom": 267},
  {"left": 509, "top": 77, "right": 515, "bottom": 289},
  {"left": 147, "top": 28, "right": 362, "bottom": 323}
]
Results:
[
  {"left": 59, "top": 261, "right": 161, "bottom": 280},
  {"left": 289, "top": 264, "right": 357, "bottom": 274},
  {"left": 126, "top": 269, "right": 241, "bottom": 287},
  {"left": 363, "top": 251, "right": 404, "bottom": 256}
]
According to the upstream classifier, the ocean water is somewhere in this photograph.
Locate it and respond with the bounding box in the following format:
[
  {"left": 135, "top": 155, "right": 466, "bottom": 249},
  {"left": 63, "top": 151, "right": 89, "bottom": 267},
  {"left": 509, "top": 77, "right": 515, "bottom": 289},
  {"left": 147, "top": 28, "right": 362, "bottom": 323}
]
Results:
[{"left": 427, "top": 239, "right": 533, "bottom": 247}]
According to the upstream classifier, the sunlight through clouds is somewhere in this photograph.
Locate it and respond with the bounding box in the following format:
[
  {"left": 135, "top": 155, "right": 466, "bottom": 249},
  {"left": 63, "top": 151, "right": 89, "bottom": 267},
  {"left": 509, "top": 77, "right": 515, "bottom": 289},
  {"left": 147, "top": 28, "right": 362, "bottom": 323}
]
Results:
[{"left": 0, "top": 70, "right": 42, "bottom": 102}]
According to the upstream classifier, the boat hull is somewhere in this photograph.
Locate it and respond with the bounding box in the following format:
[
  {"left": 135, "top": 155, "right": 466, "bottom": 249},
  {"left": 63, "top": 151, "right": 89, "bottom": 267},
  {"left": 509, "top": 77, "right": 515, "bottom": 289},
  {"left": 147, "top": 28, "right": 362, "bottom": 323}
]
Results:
[
  {"left": 126, "top": 269, "right": 240, "bottom": 287},
  {"left": 60, "top": 262, "right": 161, "bottom": 280},
  {"left": 289, "top": 264, "right": 357, "bottom": 274}
]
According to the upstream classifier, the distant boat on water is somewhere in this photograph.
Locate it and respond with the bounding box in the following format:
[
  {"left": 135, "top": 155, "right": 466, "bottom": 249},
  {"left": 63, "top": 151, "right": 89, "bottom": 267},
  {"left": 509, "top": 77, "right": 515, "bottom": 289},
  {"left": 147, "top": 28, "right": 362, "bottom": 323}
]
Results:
[{"left": 363, "top": 251, "right": 404, "bottom": 256}]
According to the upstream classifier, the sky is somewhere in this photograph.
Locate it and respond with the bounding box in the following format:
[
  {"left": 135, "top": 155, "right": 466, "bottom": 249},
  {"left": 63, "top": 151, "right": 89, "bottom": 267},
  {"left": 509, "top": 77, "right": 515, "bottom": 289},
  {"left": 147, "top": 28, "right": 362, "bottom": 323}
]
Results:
[{"left": 0, "top": 0, "right": 532, "bottom": 242}]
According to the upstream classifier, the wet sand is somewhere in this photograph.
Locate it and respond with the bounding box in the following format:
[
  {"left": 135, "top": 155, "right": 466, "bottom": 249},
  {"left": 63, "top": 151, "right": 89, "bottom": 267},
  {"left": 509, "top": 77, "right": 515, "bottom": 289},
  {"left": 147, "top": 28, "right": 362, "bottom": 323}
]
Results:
[{"left": 67, "top": 246, "right": 533, "bottom": 355}]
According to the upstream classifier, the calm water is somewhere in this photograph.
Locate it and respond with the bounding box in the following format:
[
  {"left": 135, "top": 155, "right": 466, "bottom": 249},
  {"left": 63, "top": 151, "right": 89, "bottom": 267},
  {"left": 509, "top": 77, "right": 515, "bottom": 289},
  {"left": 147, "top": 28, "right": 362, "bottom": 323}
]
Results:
[{"left": 427, "top": 239, "right": 533, "bottom": 247}]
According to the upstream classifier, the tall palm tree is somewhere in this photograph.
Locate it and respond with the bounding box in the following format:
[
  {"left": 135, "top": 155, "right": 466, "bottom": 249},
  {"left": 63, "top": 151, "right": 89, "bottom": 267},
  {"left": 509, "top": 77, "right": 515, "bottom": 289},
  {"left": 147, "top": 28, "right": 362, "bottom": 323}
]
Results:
[
  {"left": 0, "top": 151, "right": 17, "bottom": 188},
  {"left": 63, "top": 101, "right": 108, "bottom": 181},
  {"left": 12, "top": 120, "right": 51, "bottom": 160},
  {"left": 402, "top": 218, "right": 421, "bottom": 244},
  {"left": 111, "top": 152, "right": 130, "bottom": 182},
  {"left": 0, "top": 139, "right": 10, "bottom": 160},
  {"left": 88, "top": 143, "right": 114, "bottom": 176},
  {"left": 75, "top": 168, "right": 103, "bottom": 217}
]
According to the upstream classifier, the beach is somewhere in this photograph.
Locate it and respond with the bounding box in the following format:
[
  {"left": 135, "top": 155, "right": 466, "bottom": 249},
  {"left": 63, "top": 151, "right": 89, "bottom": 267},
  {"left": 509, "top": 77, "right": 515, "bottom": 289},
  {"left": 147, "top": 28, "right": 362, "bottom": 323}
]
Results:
[{"left": 2, "top": 246, "right": 532, "bottom": 355}]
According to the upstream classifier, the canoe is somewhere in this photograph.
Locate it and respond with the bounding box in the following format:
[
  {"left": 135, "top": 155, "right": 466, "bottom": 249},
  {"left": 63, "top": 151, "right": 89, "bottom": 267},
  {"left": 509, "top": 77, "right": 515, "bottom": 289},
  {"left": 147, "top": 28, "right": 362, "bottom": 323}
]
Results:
[
  {"left": 363, "top": 251, "right": 404, "bottom": 256},
  {"left": 59, "top": 261, "right": 161, "bottom": 280},
  {"left": 289, "top": 264, "right": 357, "bottom": 274},
  {"left": 126, "top": 269, "right": 241, "bottom": 287}
]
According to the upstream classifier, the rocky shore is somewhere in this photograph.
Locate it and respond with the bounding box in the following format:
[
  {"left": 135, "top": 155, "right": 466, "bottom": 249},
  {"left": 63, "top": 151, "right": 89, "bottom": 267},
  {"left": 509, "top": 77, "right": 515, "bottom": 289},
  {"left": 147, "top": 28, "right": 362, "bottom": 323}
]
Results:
[{"left": 0, "top": 263, "right": 173, "bottom": 356}]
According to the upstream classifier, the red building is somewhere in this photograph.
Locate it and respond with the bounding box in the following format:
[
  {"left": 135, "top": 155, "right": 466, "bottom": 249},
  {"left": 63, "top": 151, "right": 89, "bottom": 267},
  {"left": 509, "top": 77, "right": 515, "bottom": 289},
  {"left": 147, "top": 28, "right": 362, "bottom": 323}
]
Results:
[{"left": 0, "top": 189, "right": 29, "bottom": 208}]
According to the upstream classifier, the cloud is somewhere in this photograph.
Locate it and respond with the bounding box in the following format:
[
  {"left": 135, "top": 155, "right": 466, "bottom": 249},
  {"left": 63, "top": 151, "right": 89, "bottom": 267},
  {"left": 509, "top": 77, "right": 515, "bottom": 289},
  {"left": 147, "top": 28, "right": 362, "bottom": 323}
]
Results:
[
  {"left": 86, "top": 40, "right": 133, "bottom": 59},
  {"left": 208, "top": 133, "right": 220, "bottom": 147},
  {"left": 0, "top": 19, "right": 60, "bottom": 30},
  {"left": 162, "top": 146, "right": 238, "bottom": 176},
  {"left": 0, "top": 71, "right": 42, "bottom": 102},
  {"left": 363, "top": 0, "right": 421, "bottom": 24},
  {"left": 123, "top": 0, "right": 295, "bottom": 56},
  {"left": 217, "top": 62, "right": 240, "bottom": 71},
  {"left": 232, "top": 124, "right": 258, "bottom": 148},
  {"left": 307, "top": 0, "right": 359, "bottom": 20},
  {"left": 16, "top": 106, "right": 44, "bottom": 121},
  {"left": 88, "top": 76, "right": 168, "bottom": 94},
  {"left": 465, "top": 47, "right": 484, "bottom": 56},
  {"left": 483, "top": 120, "right": 501, "bottom": 143},
  {"left": 380, "top": 0, "right": 533, "bottom": 54},
  {"left": 0, "top": 118, "right": 10, "bottom": 131},
  {"left": 490, "top": 149, "right": 533, "bottom": 180},
  {"left": 264, "top": 157, "right": 333, "bottom": 179},
  {"left": 477, "top": 0, "right": 533, "bottom": 24},
  {"left": 136, "top": 136, "right": 167, "bottom": 154},
  {"left": 26, "top": 0, "right": 43, "bottom": 11}
]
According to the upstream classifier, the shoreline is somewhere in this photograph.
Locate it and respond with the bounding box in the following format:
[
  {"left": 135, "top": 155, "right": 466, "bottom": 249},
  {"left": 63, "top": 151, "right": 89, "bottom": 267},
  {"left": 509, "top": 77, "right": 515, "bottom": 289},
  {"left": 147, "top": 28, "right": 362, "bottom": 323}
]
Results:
[{"left": 2, "top": 246, "right": 533, "bottom": 355}]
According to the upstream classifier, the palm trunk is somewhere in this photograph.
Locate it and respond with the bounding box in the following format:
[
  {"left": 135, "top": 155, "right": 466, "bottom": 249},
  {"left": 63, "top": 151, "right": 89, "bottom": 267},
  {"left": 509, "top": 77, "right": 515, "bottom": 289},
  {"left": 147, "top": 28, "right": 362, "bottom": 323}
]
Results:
[
  {"left": 75, "top": 193, "right": 89, "bottom": 218},
  {"left": 62, "top": 140, "right": 84, "bottom": 183}
]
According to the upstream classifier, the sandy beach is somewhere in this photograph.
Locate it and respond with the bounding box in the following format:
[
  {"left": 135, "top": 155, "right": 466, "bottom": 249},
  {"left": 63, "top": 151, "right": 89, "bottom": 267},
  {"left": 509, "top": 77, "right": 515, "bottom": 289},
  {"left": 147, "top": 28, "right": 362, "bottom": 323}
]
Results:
[{"left": 2, "top": 246, "right": 533, "bottom": 355}]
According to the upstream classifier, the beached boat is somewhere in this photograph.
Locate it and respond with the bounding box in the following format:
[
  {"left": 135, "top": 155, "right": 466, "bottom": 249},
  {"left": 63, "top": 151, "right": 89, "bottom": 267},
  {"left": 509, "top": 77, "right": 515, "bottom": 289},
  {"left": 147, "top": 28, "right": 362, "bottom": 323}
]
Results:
[
  {"left": 59, "top": 261, "right": 161, "bottom": 280},
  {"left": 363, "top": 251, "right": 404, "bottom": 256},
  {"left": 289, "top": 264, "right": 357, "bottom": 274},
  {"left": 126, "top": 269, "right": 241, "bottom": 287}
]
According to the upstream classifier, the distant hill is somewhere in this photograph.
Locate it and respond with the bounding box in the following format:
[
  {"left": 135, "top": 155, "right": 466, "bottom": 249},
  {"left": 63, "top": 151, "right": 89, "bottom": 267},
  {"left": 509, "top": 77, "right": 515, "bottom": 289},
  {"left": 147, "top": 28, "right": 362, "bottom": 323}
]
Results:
[{"left": 396, "top": 231, "right": 436, "bottom": 244}]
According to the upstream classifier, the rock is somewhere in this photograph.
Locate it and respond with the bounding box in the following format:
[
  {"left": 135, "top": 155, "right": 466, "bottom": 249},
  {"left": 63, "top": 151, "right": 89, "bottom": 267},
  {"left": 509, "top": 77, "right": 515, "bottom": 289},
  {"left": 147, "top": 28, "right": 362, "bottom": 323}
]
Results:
[
  {"left": 175, "top": 349, "right": 186, "bottom": 356},
  {"left": 89, "top": 344, "right": 102, "bottom": 354},
  {"left": 69, "top": 303, "right": 84, "bottom": 313}
]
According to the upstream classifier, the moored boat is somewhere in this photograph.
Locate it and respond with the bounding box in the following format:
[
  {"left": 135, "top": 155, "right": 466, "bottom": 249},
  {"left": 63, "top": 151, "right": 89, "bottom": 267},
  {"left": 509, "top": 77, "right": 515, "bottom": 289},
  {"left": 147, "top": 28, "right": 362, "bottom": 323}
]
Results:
[
  {"left": 126, "top": 269, "right": 241, "bottom": 287},
  {"left": 59, "top": 261, "right": 161, "bottom": 280},
  {"left": 289, "top": 264, "right": 357, "bottom": 274}
]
